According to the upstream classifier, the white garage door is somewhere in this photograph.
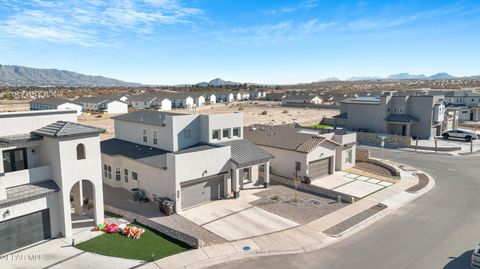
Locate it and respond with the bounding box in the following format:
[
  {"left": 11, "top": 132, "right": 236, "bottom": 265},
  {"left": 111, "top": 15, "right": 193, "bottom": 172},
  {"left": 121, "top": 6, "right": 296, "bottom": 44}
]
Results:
[
  {"left": 181, "top": 175, "right": 225, "bottom": 209},
  {"left": 308, "top": 157, "right": 331, "bottom": 179}
]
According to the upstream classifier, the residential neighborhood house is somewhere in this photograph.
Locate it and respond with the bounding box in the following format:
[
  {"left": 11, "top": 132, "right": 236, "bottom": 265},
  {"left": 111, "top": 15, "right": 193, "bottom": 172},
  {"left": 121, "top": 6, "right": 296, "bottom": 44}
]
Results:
[
  {"left": 0, "top": 110, "right": 105, "bottom": 254},
  {"left": 30, "top": 98, "right": 83, "bottom": 116},
  {"left": 100, "top": 111, "right": 273, "bottom": 213}
]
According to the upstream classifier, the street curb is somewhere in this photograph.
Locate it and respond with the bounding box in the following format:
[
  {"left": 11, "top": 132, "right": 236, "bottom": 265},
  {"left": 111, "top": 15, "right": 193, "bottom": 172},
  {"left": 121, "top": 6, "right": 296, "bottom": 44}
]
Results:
[{"left": 155, "top": 166, "right": 436, "bottom": 269}]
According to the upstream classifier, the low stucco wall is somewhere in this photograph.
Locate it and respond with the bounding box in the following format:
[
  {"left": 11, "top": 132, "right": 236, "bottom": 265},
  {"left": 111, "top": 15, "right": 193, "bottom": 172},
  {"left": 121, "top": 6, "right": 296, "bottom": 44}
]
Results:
[
  {"left": 356, "top": 148, "right": 371, "bottom": 161},
  {"left": 365, "top": 158, "right": 401, "bottom": 177},
  {"left": 105, "top": 205, "right": 201, "bottom": 248}
]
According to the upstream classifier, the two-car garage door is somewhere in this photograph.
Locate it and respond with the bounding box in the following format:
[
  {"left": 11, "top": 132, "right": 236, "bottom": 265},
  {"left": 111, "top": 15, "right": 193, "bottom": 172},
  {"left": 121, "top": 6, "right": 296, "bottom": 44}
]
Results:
[
  {"left": 181, "top": 175, "right": 225, "bottom": 210},
  {"left": 0, "top": 209, "right": 51, "bottom": 254},
  {"left": 308, "top": 157, "right": 332, "bottom": 179}
]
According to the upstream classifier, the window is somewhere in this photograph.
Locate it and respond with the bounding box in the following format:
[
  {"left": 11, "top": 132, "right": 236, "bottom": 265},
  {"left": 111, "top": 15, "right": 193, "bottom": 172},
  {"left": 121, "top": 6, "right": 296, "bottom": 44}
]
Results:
[
  {"left": 345, "top": 149, "right": 352, "bottom": 164},
  {"left": 212, "top": 129, "right": 220, "bottom": 140},
  {"left": 233, "top": 127, "right": 241, "bottom": 137},
  {"left": 124, "top": 168, "right": 129, "bottom": 183},
  {"left": 76, "top": 143, "right": 86, "bottom": 160},
  {"left": 2, "top": 148, "right": 28, "bottom": 173},
  {"left": 393, "top": 107, "right": 397, "bottom": 113},
  {"left": 399, "top": 107, "right": 404, "bottom": 113},
  {"left": 295, "top": 162, "right": 301, "bottom": 171},
  {"left": 115, "top": 168, "right": 121, "bottom": 181},
  {"left": 103, "top": 164, "right": 108, "bottom": 177},
  {"left": 153, "top": 130, "right": 158, "bottom": 145},
  {"left": 143, "top": 129, "right": 148, "bottom": 143},
  {"left": 132, "top": 171, "right": 138, "bottom": 181},
  {"left": 184, "top": 129, "right": 191, "bottom": 139},
  {"left": 222, "top": 128, "right": 231, "bottom": 139},
  {"left": 387, "top": 108, "right": 391, "bottom": 112}
]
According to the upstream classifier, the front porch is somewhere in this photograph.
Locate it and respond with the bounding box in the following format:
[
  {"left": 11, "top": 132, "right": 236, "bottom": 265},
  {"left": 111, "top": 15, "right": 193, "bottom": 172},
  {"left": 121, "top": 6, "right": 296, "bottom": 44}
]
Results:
[{"left": 231, "top": 161, "right": 270, "bottom": 198}]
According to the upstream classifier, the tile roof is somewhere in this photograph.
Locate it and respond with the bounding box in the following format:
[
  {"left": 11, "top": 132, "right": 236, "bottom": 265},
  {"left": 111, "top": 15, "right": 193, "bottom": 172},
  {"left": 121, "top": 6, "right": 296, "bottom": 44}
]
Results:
[
  {"left": 33, "top": 121, "right": 105, "bottom": 138},
  {"left": 215, "top": 139, "right": 273, "bottom": 168},
  {"left": 0, "top": 133, "right": 42, "bottom": 147},
  {"left": 295, "top": 137, "right": 327, "bottom": 153},
  {"left": 385, "top": 114, "right": 419, "bottom": 122},
  {"left": 112, "top": 110, "right": 187, "bottom": 126},
  {"left": 101, "top": 138, "right": 168, "bottom": 168},
  {"left": 1, "top": 180, "right": 60, "bottom": 208},
  {"left": 244, "top": 125, "right": 339, "bottom": 153}
]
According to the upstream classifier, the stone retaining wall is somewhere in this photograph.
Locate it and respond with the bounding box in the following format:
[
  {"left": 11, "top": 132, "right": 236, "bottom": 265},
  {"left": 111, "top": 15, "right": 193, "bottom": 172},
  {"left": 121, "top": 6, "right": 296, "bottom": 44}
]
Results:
[
  {"left": 271, "top": 176, "right": 358, "bottom": 203},
  {"left": 104, "top": 205, "right": 201, "bottom": 248},
  {"left": 357, "top": 132, "right": 411, "bottom": 146}
]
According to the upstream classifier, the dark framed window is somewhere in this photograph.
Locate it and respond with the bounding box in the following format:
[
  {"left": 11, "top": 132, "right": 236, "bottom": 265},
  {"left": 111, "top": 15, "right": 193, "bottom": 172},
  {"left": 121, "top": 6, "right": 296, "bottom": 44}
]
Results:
[
  {"left": 2, "top": 148, "right": 28, "bottom": 173},
  {"left": 76, "top": 144, "right": 86, "bottom": 160},
  {"left": 115, "top": 168, "right": 121, "bottom": 181},
  {"left": 233, "top": 127, "right": 241, "bottom": 137},
  {"left": 132, "top": 171, "right": 138, "bottom": 181},
  {"left": 212, "top": 130, "right": 220, "bottom": 140},
  {"left": 124, "top": 168, "right": 129, "bottom": 183}
]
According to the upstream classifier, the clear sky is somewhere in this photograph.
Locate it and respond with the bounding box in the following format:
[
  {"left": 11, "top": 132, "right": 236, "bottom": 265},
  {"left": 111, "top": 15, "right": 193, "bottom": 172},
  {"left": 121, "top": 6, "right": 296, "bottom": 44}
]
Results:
[{"left": 0, "top": 0, "right": 479, "bottom": 85}]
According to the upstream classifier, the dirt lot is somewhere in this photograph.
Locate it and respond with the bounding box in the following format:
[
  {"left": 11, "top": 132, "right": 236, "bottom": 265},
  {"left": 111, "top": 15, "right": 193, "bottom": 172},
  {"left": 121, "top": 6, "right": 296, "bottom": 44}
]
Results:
[
  {"left": 78, "top": 101, "right": 339, "bottom": 141},
  {"left": 180, "top": 101, "right": 338, "bottom": 126},
  {"left": 0, "top": 101, "right": 29, "bottom": 112},
  {"left": 0, "top": 100, "right": 338, "bottom": 141}
]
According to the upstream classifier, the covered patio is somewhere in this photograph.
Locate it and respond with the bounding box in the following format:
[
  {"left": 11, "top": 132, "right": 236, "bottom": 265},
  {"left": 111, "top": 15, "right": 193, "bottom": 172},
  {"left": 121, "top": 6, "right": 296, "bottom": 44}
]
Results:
[{"left": 385, "top": 114, "right": 419, "bottom": 136}]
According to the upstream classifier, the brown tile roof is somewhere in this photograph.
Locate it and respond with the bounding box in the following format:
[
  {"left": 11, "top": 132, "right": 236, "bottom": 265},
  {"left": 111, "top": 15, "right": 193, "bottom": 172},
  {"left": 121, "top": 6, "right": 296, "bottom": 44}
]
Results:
[{"left": 244, "top": 125, "right": 338, "bottom": 153}]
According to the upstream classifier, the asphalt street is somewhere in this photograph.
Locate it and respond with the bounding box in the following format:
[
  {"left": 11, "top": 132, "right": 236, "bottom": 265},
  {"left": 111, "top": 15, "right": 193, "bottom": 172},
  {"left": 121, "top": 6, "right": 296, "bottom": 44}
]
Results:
[{"left": 209, "top": 148, "right": 480, "bottom": 269}]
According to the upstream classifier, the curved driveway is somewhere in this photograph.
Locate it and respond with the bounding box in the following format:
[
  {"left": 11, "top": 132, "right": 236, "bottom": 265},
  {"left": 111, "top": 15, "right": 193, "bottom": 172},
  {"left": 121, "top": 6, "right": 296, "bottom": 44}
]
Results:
[{"left": 208, "top": 148, "right": 480, "bottom": 269}]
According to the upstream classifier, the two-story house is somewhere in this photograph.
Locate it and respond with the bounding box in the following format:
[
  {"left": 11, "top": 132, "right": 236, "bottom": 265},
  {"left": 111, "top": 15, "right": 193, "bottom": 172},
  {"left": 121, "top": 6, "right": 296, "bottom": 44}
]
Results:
[
  {"left": 336, "top": 92, "right": 447, "bottom": 139},
  {"left": 443, "top": 89, "right": 480, "bottom": 122},
  {"left": 100, "top": 111, "right": 273, "bottom": 213},
  {"left": 0, "top": 110, "right": 105, "bottom": 254}
]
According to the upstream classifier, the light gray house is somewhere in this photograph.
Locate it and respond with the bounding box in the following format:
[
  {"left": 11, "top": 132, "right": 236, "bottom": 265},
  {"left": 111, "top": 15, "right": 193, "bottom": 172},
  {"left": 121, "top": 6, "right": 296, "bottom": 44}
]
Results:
[
  {"left": 282, "top": 94, "right": 323, "bottom": 105},
  {"left": 75, "top": 96, "right": 128, "bottom": 114},
  {"left": 336, "top": 92, "right": 447, "bottom": 139},
  {"left": 0, "top": 110, "right": 105, "bottom": 254},
  {"left": 30, "top": 98, "right": 83, "bottom": 115},
  {"left": 101, "top": 111, "right": 273, "bottom": 213},
  {"left": 245, "top": 125, "right": 356, "bottom": 181},
  {"left": 443, "top": 89, "right": 480, "bottom": 122}
]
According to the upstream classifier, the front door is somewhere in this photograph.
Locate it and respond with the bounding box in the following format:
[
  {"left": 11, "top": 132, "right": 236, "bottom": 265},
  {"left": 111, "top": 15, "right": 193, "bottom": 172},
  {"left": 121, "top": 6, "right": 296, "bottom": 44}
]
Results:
[
  {"left": 243, "top": 167, "right": 251, "bottom": 184},
  {"left": 402, "top": 125, "right": 406, "bottom": 136}
]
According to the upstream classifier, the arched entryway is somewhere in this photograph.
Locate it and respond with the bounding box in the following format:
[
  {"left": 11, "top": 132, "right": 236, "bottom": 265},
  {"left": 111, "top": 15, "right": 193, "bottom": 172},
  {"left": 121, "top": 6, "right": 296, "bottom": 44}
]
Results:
[{"left": 69, "top": 179, "right": 97, "bottom": 229}]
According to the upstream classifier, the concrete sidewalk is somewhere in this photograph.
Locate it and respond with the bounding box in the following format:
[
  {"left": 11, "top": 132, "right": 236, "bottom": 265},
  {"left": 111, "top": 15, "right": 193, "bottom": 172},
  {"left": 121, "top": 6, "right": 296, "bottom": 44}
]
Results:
[{"left": 141, "top": 161, "right": 436, "bottom": 269}]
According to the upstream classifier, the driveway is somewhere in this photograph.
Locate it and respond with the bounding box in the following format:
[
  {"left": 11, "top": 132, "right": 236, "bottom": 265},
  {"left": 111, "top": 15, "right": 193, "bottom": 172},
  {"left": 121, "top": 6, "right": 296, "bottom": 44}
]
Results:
[
  {"left": 311, "top": 171, "right": 393, "bottom": 198},
  {"left": 180, "top": 197, "right": 299, "bottom": 242}
]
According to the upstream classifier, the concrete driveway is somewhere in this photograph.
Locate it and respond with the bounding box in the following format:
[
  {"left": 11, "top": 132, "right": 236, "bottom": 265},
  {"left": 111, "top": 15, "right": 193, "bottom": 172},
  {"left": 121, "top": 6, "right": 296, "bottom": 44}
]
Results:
[
  {"left": 311, "top": 172, "right": 393, "bottom": 198},
  {"left": 180, "top": 197, "right": 299, "bottom": 242}
]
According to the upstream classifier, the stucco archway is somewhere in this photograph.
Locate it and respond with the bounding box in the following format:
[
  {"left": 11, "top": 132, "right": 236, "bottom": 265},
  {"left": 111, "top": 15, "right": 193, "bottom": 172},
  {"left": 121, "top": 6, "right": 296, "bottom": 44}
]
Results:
[{"left": 69, "top": 179, "right": 98, "bottom": 229}]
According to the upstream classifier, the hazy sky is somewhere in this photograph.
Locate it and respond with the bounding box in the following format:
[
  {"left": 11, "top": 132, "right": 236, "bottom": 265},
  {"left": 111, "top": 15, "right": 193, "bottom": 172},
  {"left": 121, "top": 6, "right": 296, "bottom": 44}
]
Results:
[{"left": 0, "top": 0, "right": 479, "bottom": 85}]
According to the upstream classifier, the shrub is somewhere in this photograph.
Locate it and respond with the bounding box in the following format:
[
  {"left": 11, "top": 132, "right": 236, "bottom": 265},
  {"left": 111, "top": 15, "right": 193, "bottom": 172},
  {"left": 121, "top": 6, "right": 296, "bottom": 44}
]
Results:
[
  {"left": 282, "top": 110, "right": 288, "bottom": 113},
  {"left": 238, "top": 105, "right": 244, "bottom": 111},
  {"left": 260, "top": 110, "right": 268, "bottom": 115}
]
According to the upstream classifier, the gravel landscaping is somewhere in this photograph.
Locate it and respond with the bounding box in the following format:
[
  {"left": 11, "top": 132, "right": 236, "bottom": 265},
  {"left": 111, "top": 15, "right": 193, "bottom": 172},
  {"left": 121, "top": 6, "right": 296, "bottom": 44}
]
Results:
[
  {"left": 250, "top": 183, "right": 347, "bottom": 224},
  {"left": 354, "top": 161, "right": 399, "bottom": 178},
  {"left": 406, "top": 173, "right": 429, "bottom": 193},
  {"left": 324, "top": 203, "right": 387, "bottom": 236}
]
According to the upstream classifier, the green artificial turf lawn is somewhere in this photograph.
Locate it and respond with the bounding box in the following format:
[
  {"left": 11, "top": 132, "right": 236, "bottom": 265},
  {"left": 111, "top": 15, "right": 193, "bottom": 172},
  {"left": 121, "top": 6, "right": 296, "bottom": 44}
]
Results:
[
  {"left": 309, "top": 124, "right": 332, "bottom": 129},
  {"left": 75, "top": 223, "right": 191, "bottom": 261}
]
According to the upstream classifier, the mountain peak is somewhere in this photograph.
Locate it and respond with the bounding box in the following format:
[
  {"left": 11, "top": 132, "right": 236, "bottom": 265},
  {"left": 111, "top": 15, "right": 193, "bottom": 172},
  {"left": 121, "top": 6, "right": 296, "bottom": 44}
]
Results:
[{"left": 0, "top": 64, "right": 141, "bottom": 86}]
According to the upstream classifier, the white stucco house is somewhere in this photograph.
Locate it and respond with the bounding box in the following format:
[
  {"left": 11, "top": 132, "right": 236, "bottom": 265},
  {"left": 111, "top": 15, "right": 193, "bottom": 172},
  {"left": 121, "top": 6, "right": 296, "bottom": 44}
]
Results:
[
  {"left": 171, "top": 93, "right": 195, "bottom": 109},
  {"left": 206, "top": 93, "right": 216, "bottom": 104},
  {"left": 129, "top": 94, "right": 158, "bottom": 109},
  {"left": 244, "top": 124, "right": 356, "bottom": 181},
  {"left": 101, "top": 111, "right": 273, "bottom": 213},
  {"left": 30, "top": 98, "right": 83, "bottom": 116},
  {"left": 0, "top": 110, "right": 105, "bottom": 254},
  {"left": 75, "top": 96, "right": 128, "bottom": 114},
  {"left": 282, "top": 94, "right": 323, "bottom": 105},
  {"left": 154, "top": 97, "right": 173, "bottom": 111}
]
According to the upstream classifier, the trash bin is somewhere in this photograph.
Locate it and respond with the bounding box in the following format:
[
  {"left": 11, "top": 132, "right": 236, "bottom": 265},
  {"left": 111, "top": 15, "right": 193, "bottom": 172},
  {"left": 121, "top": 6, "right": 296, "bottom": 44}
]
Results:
[
  {"left": 131, "top": 188, "right": 145, "bottom": 202},
  {"left": 159, "top": 198, "right": 175, "bottom": 216}
]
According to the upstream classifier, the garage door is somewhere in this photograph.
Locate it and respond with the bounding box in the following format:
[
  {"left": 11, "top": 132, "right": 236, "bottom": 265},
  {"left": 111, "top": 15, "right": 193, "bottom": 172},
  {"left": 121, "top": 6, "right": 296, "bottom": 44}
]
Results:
[
  {"left": 0, "top": 209, "right": 51, "bottom": 254},
  {"left": 308, "top": 157, "right": 331, "bottom": 179},
  {"left": 181, "top": 175, "right": 225, "bottom": 209}
]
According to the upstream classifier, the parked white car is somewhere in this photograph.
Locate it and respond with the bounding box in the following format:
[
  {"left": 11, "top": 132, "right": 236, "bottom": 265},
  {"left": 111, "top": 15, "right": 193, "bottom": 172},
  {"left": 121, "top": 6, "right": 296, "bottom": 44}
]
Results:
[
  {"left": 472, "top": 243, "right": 480, "bottom": 268},
  {"left": 442, "top": 129, "right": 480, "bottom": 141}
]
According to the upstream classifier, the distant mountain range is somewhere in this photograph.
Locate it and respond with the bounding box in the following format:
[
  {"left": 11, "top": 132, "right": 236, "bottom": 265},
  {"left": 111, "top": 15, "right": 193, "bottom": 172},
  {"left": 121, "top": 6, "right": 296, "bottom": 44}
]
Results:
[
  {"left": 344, "top": 72, "right": 457, "bottom": 81},
  {"left": 195, "top": 78, "right": 243, "bottom": 86},
  {"left": 0, "top": 65, "right": 141, "bottom": 86}
]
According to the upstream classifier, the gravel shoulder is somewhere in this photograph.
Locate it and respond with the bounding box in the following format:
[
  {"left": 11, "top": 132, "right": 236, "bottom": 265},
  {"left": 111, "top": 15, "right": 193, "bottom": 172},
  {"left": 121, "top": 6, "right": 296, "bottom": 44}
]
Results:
[{"left": 323, "top": 203, "right": 387, "bottom": 236}]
